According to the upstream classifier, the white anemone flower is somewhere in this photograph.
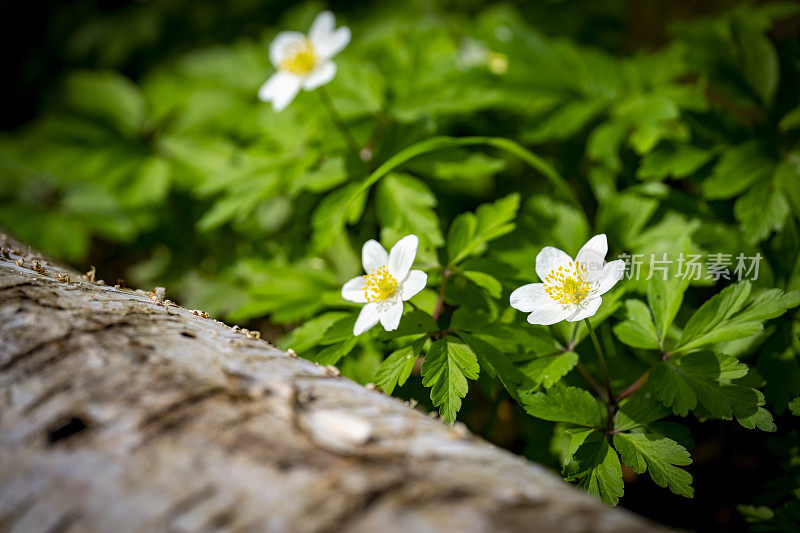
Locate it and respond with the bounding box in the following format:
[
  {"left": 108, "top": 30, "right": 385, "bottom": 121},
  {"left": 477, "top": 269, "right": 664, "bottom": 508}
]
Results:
[
  {"left": 258, "top": 11, "right": 351, "bottom": 111},
  {"left": 342, "top": 235, "right": 428, "bottom": 336},
  {"left": 510, "top": 234, "right": 625, "bottom": 325}
]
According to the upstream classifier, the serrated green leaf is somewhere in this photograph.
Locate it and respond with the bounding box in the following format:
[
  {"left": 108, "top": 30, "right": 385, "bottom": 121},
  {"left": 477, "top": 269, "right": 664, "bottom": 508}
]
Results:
[
  {"left": 447, "top": 194, "right": 520, "bottom": 264},
  {"left": 461, "top": 270, "right": 502, "bottom": 299},
  {"left": 522, "top": 384, "right": 602, "bottom": 427},
  {"left": 735, "top": 183, "right": 790, "bottom": 245},
  {"left": 281, "top": 312, "right": 351, "bottom": 352},
  {"left": 566, "top": 432, "right": 624, "bottom": 505},
  {"left": 613, "top": 299, "right": 660, "bottom": 350},
  {"left": 722, "top": 384, "right": 776, "bottom": 431},
  {"left": 377, "top": 173, "right": 443, "bottom": 246},
  {"left": 421, "top": 339, "right": 480, "bottom": 423},
  {"left": 375, "top": 341, "right": 424, "bottom": 395},
  {"left": 637, "top": 143, "right": 713, "bottom": 181},
  {"left": 650, "top": 351, "right": 749, "bottom": 419},
  {"left": 677, "top": 284, "right": 800, "bottom": 352},
  {"left": 519, "top": 352, "right": 578, "bottom": 390},
  {"left": 678, "top": 282, "right": 751, "bottom": 351},
  {"left": 646, "top": 253, "right": 689, "bottom": 345},
  {"left": 458, "top": 332, "right": 532, "bottom": 402},
  {"left": 613, "top": 432, "right": 694, "bottom": 498},
  {"left": 312, "top": 338, "right": 357, "bottom": 366},
  {"left": 702, "top": 141, "right": 773, "bottom": 200},
  {"left": 614, "top": 396, "right": 671, "bottom": 431},
  {"left": 563, "top": 427, "right": 597, "bottom": 467}
]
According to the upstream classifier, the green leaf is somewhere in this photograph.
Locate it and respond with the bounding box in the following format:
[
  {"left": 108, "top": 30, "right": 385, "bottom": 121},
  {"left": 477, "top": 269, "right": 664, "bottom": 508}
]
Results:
[
  {"left": 312, "top": 183, "right": 368, "bottom": 250},
  {"left": 613, "top": 432, "right": 694, "bottom": 498},
  {"left": 614, "top": 396, "right": 671, "bottom": 431},
  {"left": 677, "top": 282, "right": 752, "bottom": 351},
  {"left": 650, "top": 361, "right": 698, "bottom": 417},
  {"left": 347, "top": 136, "right": 578, "bottom": 211},
  {"left": 446, "top": 213, "right": 477, "bottom": 264},
  {"left": 376, "top": 173, "right": 444, "bottom": 246},
  {"left": 637, "top": 144, "right": 713, "bottom": 181},
  {"left": 562, "top": 427, "right": 597, "bottom": 467},
  {"left": 447, "top": 194, "right": 520, "bottom": 264},
  {"left": 375, "top": 341, "right": 424, "bottom": 395},
  {"left": 650, "top": 351, "right": 749, "bottom": 419},
  {"left": 702, "top": 141, "right": 773, "bottom": 200},
  {"left": 789, "top": 397, "right": 800, "bottom": 416},
  {"left": 62, "top": 70, "right": 146, "bottom": 137},
  {"left": 677, "top": 284, "right": 800, "bottom": 353},
  {"left": 291, "top": 157, "right": 347, "bottom": 194},
  {"left": 521, "top": 384, "right": 602, "bottom": 427},
  {"left": 519, "top": 352, "right": 579, "bottom": 390},
  {"left": 722, "top": 385, "right": 776, "bottom": 431},
  {"left": 566, "top": 432, "right": 624, "bottom": 505},
  {"left": 280, "top": 312, "right": 350, "bottom": 352},
  {"left": 613, "top": 299, "right": 660, "bottom": 350},
  {"left": 125, "top": 157, "right": 171, "bottom": 206},
  {"left": 732, "top": 16, "right": 779, "bottom": 105},
  {"left": 647, "top": 257, "right": 689, "bottom": 344},
  {"left": 734, "top": 183, "right": 789, "bottom": 245},
  {"left": 461, "top": 270, "right": 502, "bottom": 299},
  {"left": 458, "top": 332, "right": 533, "bottom": 402},
  {"left": 421, "top": 338, "right": 480, "bottom": 423},
  {"left": 524, "top": 99, "right": 607, "bottom": 143},
  {"left": 779, "top": 105, "right": 800, "bottom": 131},
  {"left": 312, "top": 338, "right": 357, "bottom": 366}
]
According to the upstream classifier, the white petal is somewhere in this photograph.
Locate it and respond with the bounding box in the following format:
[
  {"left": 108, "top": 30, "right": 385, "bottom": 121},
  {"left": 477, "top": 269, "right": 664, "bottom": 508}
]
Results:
[
  {"left": 269, "top": 31, "right": 306, "bottom": 67},
  {"left": 379, "top": 301, "right": 403, "bottom": 331},
  {"left": 388, "top": 235, "right": 418, "bottom": 280},
  {"left": 526, "top": 305, "right": 573, "bottom": 326},
  {"left": 510, "top": 283, "right": 572, "bottom": 325},
  {"left": 301, "top": 61, "right": 336, "bottom": 90},
  {"left": 535, "top": 246, "right": 573, "bottom": 281},
  {"left": 353, "top": 303, "right": 380, "bottom": 335},
  {"left": 309, "top": 11, "right": 335, "bottom": 43},
  {"left": 258, "top": 72, "right": 301, "bottom": 111},
  {"left": 362, "top": 239, "right": 389, "bottom": 273},
  {"left": 567, "top": 297, "right": 603, "bottom": 322},
  {"left": 312, "top": 26, "right": 350, "bottom": 60},
  {"left": 509, "top": 283, "right": 550, "bottom": 313},
  {"left": 400, "top": 270, "right": 427, "bottom": 300},
  {"left": 342, "top": 275, "right": 367, "bottom": 303},
  {"left": 594, "top": 259, "right": 625, "bottom": 296},
  {"left": 576, "top": 234, "right": 608, "bottom": 283}
]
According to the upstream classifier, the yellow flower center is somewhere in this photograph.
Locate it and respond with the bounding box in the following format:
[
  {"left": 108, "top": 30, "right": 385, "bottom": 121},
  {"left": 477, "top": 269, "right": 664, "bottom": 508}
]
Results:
[
  {"left": 363, "top": 265, "right": 398, "bottom": 303},
  {"left": 279, "top": 38, "right": 317, "bottom": 75},
  {"left": 543, "top": 261, "right": 591, "bottom": 306}
]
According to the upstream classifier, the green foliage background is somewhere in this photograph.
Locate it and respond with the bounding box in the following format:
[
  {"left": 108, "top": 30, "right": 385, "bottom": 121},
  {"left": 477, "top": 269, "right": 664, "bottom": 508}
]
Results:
[{"left": 2, "top": 0, "right": 800, "bottom": 530}]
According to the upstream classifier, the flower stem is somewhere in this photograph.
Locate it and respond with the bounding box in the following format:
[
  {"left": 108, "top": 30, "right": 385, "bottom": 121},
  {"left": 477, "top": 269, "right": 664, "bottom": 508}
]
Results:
[
  {"left": 317, "top": 86, "right": 360, "bottom": 156},
  {"left": 575, "top": 361, "right": 607, "bottom": 401},
  {"left": 615, "top": 369, "right": 650, "bottom": 402},
  {"left": 432, "top": 266, "right": 452, "bottom": 322},
  {"left": 614, "top": 350, "right": 671, "bottom": 402},
  {"left": 584, "top": 319, "right": 613, "bottom": 406}
]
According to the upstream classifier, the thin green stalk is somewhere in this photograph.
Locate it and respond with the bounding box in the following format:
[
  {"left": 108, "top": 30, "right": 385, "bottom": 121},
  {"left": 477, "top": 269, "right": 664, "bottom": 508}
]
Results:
[
  {"left": 585, "top": 318, "right": 614, "bottom": 407},
  {"left": 317, "top": 86, "right": 359, "bottom": 155}
]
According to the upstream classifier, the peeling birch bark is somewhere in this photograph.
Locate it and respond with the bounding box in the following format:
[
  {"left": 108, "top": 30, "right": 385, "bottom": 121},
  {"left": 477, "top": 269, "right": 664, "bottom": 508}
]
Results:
[{"left": 0, "top": 237, "right": 664, "bottom": 532}]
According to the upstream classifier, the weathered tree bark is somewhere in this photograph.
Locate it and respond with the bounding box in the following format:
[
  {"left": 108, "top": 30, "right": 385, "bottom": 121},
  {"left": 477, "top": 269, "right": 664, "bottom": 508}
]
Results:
[{"left": 0, "top": 237, "right": 663, "bottom": 533}]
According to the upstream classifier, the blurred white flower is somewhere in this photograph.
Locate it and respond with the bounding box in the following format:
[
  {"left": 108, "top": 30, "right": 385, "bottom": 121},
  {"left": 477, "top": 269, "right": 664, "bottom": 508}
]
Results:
[
  {"left": 510, "top": 234, "right": 625, "bottom": 325},
  {"left": 342, "top": 235, "right": 427, "bottom": 336},
  {"left": 456, "top": 38, "right": 508, "bottom": 74},
  {"left": 259, "top": 11, "right": 350, "bottom": 111}
]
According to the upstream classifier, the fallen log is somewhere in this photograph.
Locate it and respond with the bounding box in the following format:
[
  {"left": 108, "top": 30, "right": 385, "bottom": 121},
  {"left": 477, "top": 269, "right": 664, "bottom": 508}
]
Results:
[{"left": 0, "top": 236, "right": 663, "bottom": 532}]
